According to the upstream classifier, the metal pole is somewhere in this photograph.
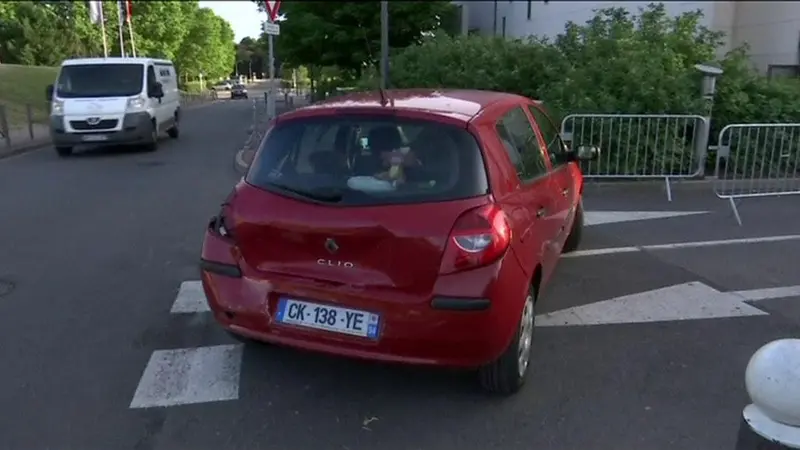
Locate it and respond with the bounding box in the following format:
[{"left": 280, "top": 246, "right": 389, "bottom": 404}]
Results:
[
  {"left": 268, "top": 21, "right": 276, "bottom": 119},
  {"left": 380, "top": 1, "right": 389, "bottom": 90},
  {"left": 98, "top": 4, "right": 109, "bottom": 58},
  {"left": 127, "top": 20, "right": 137, "bottom": 57},
  {"left": 117, "top": 2, "right": 126, "bottom": 57}
]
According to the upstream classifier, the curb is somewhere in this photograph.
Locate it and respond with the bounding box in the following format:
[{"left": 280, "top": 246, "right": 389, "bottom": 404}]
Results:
[
  {"left": 234, "top": 148, "right": 254, "bottom": 174},
  {"left": 0, "top": 138, "right": 52, "bottom": 160}
]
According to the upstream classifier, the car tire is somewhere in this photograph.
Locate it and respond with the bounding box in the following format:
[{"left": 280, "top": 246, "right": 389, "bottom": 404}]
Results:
[
  {"left": 55, "top": 146, "right": 73, "bottom": 157},
  {"left": 478, "top": 283, "right": 536, "bottom": 395},
  {"left": 561, "top": 199, "right": 584, "bottom": 253},
  {"left": 143, "top": 121, "right": 159, "bottom": 152},
  {"left": 167, "top": 115, "right": 180, "bottom": 139}
]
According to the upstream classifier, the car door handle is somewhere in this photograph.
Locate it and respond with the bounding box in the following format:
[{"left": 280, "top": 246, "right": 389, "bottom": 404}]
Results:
[{"left": 536, "top": 207, "right": 547, "bottom": 218}]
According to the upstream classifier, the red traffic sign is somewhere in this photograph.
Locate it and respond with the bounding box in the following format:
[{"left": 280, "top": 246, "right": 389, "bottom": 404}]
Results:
[{"left": 264, "top": 0, "right": 281, "bottom": 22}]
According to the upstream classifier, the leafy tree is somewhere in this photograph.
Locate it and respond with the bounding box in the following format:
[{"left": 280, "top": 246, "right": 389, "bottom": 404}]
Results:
[
  {"left": 127, "top": 1, "right": 195, "bottom": 60},
  {"left": 254, "top": 1, "right": 457, "bottom": 77},
  {"left": 0, "top": 1, "right": 102, "bottom": 65},
  {"left": 175, "top": 7, "right": 236, "bottom": 81},
  {"left": 236, "top": 37, "right": 266, "bottom": 79},
  {"left": 0, "top": 0, "right": 237, "bottom": 84}
]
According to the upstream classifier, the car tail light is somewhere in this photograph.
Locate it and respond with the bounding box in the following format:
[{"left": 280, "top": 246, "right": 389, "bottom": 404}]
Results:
[
  {"left": 439, "top": 203, "right": 512, "bottom": 275},
  {"left": 209, "top": 190, "right": 237, "bottom": 240}
]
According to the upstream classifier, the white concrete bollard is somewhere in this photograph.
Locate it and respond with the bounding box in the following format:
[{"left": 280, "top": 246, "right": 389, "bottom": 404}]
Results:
[{"left": 737, "top": 339, "right": 800, "bottom": 449}]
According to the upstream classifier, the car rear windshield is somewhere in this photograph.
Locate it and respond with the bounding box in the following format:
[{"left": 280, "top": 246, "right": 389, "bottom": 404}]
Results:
[
  {"left": 56, "top": 64, "right": 144, "bottom": 98},
  {"left": 246, "top": 114, "right": 489, "bottom": 206}
]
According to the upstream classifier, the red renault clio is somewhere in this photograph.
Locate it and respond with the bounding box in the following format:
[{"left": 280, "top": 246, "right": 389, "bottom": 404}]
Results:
[{"left": 200, "top": 89, "right": 597, "bottom": 394}]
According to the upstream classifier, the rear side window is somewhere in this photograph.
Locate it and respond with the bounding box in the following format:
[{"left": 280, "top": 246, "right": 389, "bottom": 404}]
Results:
[
  {"left": 246, "top": 115, "right": 489, "bottom": 206},
  {"left": 527, "top": 105, "right": 566, "bottom": 166},
  {"left": 497, "top": 106, "right": 548, "bottom": 180}
]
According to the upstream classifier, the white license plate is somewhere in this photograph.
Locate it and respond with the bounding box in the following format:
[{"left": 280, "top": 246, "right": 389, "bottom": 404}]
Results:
[
  {"left": 82, "top": 134, "right": 108, "bottom": 142},
  {"left": 276, "top": 298, "right": 380, "bottom": 339}
]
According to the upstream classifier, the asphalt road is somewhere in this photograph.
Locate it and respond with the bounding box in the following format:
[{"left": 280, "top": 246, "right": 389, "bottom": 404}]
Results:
[{"left": 0, "top": 101, "right": 798, "bottom": 450}]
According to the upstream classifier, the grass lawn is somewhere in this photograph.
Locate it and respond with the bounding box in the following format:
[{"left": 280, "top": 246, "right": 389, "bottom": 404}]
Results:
[{"left": 0, "top": 64, "right": 58, "bottom": 129}]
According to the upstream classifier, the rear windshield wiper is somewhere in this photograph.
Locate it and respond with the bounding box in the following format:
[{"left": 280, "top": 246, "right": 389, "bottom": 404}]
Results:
[{"left": 268, "top": 182, "right": 343, "bottom": 203}]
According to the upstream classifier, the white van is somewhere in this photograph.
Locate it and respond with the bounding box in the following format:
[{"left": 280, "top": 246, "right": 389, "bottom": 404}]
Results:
[{"left": 46, "top": 57, "right": 181, "bottom": 157}]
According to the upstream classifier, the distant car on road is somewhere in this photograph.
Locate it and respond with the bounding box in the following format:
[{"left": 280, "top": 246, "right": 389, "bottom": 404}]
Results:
[
  {"left": 231, "top": 84, "right": 248, "bottom": 99},
  {"left": 200, "top": 89, "right": 598, "bottom": 395},
  {"left": 212, "top": 81, "right": 232, "bottom": 91}
]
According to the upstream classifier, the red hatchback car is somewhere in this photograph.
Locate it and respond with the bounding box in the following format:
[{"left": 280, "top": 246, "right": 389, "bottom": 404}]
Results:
[{"left": 201, "top": 89, "right": 597, "bottom": 394}]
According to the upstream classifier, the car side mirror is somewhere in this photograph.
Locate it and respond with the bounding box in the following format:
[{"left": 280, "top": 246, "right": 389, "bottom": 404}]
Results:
[
  {"left": 45, "top": 84, "right": 54, "bottom": 102},
  {"left": 149, "top": 82, "right": 164, "bottom": 98},
  {"left": 575, "top": 145, "right": 600, "bottom": 161}
]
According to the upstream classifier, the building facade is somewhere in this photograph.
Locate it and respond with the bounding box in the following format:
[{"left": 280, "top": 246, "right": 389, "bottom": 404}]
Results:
[{"left": 455, "top": 1, "right": 800, "bottom": 76}]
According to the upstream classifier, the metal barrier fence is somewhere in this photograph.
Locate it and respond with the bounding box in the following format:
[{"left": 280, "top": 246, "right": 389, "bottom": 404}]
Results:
[
  {"left": 560, "top": 114, "right": 709, "bottom": 201},
  {"left": 714, "top": 123, "right": 800, "bottom": 225},
  {"left": 0, "top": 100, "right": 52, "bottom": 151}
]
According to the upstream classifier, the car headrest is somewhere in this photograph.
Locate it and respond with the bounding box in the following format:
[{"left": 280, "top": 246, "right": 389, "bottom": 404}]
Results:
[{"left": 367, "top": 126, "right": 402, "bottom": 152}]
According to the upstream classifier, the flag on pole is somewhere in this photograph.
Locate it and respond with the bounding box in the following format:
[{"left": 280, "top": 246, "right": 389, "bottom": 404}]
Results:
[
  {"left": 88, "top": 1, "right": 103, "bottom": 25},
  {"left": 118, "top": 0, "right": 132, "bottom": 23}
]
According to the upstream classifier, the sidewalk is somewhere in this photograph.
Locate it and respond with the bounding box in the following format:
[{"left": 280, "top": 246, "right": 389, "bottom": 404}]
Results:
[{"left": 0, "top": 124, "right": 50, "bottom": 158}]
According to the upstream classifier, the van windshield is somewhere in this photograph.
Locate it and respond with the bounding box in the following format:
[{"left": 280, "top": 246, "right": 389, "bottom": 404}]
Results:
[
  {"left": 56, "top": 64, "right": 144, "bottom": 98},
  {"left": 246, "top": 115, "right": 489, "bottom": 206}
]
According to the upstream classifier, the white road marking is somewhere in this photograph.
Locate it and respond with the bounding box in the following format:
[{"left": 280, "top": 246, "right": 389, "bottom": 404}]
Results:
[
  {"left": 535, "top": 281, "right": 769, "bottom": 327},
  {"left": 584, "top": 210, "right": 709, "bottom": 226},
  {"left": 129, "top": 344, "right": 243, "bottom": 409},
  {"left": 563, "top": 234, "right": 800, "bottom": 258},
  {"left": 171, "top": 281, "right": 210, "bottom": 313},
  {"left": 731, "top": 285, "right": 800, "bottom": 302}
]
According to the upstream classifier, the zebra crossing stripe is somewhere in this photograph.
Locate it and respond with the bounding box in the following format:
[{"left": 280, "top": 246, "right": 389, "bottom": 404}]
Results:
[
  {"left": 170, "top": 281, "right": 210, "bottom": 313},
  {"left": 129, "top": 344, "right": 243, "bottom": 409}
]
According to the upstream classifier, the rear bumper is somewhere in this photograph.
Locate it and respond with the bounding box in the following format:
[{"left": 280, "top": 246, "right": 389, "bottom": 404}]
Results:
[
  {"left": 49, "top": 112, "right": 152, "bottom": 146},
  {"left": 199, "top": 232, "right": 528, "bottom": 368}
]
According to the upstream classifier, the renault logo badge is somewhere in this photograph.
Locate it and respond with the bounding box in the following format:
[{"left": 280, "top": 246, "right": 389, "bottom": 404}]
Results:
[
  {"left": 325, "top": 238, "right": 339, "bottom": 254},
  {"left": 86, "top": 117, "right": 101, "bottom": 125}
]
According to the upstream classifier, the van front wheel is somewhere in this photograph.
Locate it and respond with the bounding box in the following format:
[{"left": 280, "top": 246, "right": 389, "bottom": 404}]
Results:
[{"left": 143, "top": 121, "right": 159, "bottom": 152}]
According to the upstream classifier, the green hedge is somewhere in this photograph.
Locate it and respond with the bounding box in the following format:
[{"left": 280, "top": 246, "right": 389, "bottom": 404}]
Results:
[{"left": 368, "top": 3, "right": 800, "bottom": 177}]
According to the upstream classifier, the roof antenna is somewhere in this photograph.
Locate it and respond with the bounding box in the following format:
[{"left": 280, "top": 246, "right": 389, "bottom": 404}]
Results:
[{"left": 379, "top": 87, "right": 387, "bottom": 106}]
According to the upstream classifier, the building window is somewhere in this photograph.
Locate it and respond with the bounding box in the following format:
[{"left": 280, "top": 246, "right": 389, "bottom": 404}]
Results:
[
  {"left": 502, "top": 16, "right": 506, "bottom": 37},
  {"left": 767, "top": 65, "right": 800, "bottom": 79}
]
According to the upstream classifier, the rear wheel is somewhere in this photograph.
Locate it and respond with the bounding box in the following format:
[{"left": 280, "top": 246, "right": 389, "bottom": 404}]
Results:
[
  {"left": 167, "top": 114, "right": 180, "bottom": 139},
  {"left": 55, "top": 146, "right": 73, "bottom": 157},
  {"left": 478, "top": 284, "right": 536, "bottom": 395},
  {"left": 562, "top": 199, "right": 584, "bottom": 253}
]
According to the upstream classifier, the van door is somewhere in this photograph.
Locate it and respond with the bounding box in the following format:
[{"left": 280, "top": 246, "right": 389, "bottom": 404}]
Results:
[
  {"left": 145, "top": 65, "right": 164, "bottom": 128},
  {"left": 156, "top": 64, "right": 178, "bottom": 109},
  {"left": 493, "top": 106, "right": 561, "bottom": 280}
]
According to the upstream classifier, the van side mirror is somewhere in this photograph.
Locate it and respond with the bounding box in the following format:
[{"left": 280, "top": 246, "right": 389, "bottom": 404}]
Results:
[
  {"left": 45, "top": 84, "right": 54, "bottom": 102},
  {"left": 148, "top": 82, "right": 164, "bottom": 99}
]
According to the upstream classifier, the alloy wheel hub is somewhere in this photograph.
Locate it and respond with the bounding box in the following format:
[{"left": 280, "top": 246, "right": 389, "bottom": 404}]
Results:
[{"left": 517, "top": 294, "right": 534, "bottom": 376}]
